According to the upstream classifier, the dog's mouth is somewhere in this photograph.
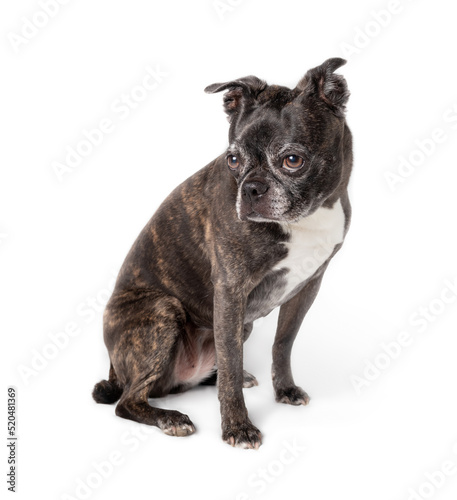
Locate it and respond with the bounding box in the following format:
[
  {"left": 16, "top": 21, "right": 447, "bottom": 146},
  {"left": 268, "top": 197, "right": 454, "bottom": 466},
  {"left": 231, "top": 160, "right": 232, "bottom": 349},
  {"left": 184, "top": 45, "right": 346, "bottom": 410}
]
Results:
[
  {"left": 239, "top": 204, "right": 313, "bottom": 224},
  {"left": 238, "top": 193, "right": 286, "bottom": 222},
  {"left": 237, "top": 180, "right": 300, "bottom": 223},
  {"left": 241, "top": 211, "right": 277, "bottom": 223},
  {"left": 238, "top": 205, "right": 287, "bottom": 223}
]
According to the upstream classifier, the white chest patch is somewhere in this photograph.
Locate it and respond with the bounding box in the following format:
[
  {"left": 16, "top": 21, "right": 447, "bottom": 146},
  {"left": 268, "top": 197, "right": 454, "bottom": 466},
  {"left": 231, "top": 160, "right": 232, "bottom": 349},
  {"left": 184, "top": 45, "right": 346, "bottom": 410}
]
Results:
[{"left": 274, "top": 199, "right": 346, "bottom": 304}]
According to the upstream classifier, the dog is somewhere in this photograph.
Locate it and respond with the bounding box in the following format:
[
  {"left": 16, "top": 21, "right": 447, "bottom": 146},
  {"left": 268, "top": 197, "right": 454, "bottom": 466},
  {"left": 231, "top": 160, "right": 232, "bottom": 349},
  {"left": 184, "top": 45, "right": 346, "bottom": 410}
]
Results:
[{"left": 93, "top": 57, "right": 353, "bottom": 449}]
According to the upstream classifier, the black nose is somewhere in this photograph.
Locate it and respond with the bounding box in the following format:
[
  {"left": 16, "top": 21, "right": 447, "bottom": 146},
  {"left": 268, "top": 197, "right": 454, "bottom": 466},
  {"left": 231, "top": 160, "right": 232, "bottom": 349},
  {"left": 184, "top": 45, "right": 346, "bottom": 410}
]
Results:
[{"left": 242, "top": 181, "right": 269, "bottom": 202}]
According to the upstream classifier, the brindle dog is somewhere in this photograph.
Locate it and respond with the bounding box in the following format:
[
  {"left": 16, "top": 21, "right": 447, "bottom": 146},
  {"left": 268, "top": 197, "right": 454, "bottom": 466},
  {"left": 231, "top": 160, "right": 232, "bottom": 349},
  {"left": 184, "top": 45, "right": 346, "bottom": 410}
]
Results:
[{"left": 93, "top": 58, "right": 353, "bottom": 449}]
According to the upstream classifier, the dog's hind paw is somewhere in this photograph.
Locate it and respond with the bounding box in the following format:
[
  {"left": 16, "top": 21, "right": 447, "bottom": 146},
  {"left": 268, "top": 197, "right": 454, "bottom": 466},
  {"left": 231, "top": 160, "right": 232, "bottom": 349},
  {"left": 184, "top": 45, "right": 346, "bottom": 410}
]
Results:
[
  {"left": 243, "top": 370, "right": 258, "bottom": 388},
  {"left": 275, "top": 385, "right": 310, "bottom": 406},
  {"left": 158, "top": 411, "right": 196, "bottom": 437}
]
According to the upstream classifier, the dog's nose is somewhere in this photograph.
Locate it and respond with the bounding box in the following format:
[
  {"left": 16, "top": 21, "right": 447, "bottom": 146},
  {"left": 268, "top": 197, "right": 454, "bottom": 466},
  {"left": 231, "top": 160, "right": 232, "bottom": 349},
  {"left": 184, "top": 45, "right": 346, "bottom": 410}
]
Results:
[{"left": 242, "top": 181, "right": 269, "bottom": 203}]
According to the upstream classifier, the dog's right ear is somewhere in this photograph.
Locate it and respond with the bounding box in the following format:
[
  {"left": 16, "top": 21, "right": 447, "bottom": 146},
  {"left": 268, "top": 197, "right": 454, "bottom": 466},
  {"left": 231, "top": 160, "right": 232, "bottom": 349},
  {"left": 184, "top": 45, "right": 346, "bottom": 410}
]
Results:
[
  {"left": 296, "top": 58, "right": 349, "bottom": 117},
  {"left": 204, "top": 76, "right": 266, "bottom": 122}
]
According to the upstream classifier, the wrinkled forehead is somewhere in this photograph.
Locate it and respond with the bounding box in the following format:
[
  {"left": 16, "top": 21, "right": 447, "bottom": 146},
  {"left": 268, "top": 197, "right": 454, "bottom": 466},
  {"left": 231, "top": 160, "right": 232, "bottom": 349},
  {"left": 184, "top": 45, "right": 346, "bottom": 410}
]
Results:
[{"left": 230, "top": 105, "right": 305, "bottom": 158}]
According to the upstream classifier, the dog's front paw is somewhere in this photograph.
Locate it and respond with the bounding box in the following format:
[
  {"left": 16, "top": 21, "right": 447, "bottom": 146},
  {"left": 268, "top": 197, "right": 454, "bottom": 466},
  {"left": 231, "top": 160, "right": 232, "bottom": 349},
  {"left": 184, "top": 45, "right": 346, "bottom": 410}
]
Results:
[
  {"left": 222, "top": 420, "right": 262, "bottom": 449},
  {"left": 275, "top": 385, "right": 310, "bottom": 406}
]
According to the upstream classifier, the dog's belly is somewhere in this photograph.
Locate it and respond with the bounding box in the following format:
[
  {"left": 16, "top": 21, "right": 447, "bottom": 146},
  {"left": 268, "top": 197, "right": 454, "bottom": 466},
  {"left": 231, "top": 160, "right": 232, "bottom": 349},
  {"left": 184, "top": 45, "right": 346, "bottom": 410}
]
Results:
[
  {"left": 246, "top": 199, "right": 345, "bottom": 322},
  {"left": 173, "top": 325, "right": 216, "bottom": 388}
]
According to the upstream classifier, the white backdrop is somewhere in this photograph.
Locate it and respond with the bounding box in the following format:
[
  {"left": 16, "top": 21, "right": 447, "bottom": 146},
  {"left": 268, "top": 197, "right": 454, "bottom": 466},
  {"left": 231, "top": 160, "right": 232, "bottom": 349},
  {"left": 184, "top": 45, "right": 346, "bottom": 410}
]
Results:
[{"left": 2, "top": 1, "right": 457, "bottom": 499}]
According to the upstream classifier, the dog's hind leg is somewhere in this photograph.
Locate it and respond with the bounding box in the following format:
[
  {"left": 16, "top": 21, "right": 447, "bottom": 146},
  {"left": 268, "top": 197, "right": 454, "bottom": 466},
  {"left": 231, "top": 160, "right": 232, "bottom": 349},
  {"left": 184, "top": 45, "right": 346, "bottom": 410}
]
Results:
[
  {"left": 104, "top": 290, "right": 196, "bottom": 436},
  {"left": 116, "top": 388, "right": 195, "bottom": 436}
]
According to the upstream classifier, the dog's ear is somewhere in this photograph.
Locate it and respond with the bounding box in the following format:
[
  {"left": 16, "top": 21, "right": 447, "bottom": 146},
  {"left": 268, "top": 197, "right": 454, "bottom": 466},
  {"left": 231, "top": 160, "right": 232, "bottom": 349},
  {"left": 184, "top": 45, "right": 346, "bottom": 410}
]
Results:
[
  {"left": 296, "top": 58, "right": 349, "bottom": 116},
  {"left": 204, "top": 76, "right": 267, "bottom": 121}
]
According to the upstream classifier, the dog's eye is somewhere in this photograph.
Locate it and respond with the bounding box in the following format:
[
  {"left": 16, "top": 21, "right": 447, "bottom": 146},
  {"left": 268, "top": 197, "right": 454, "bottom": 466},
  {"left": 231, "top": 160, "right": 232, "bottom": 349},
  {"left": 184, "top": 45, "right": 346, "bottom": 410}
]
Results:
[
  {"left": 227, "top": 155, "right": 240, "bottom": 170},
  {"left": 282, "top": 155, "right": 304, "bottom": 170}
]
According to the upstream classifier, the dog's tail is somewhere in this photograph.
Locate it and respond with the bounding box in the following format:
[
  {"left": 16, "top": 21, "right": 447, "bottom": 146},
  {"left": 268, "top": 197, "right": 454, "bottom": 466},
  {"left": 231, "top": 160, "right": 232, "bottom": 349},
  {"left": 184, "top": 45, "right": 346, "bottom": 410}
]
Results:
[{"left": 92, "top": 363, "right": 123, "bottom": 404}]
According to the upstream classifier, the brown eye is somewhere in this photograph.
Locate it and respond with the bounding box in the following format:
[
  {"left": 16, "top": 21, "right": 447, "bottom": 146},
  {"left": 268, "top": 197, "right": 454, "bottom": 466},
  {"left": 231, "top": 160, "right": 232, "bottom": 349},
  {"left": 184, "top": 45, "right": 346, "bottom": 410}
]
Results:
[
  {"left": 282, "top": 155, "right": 304, "bottom": 170},
  {"left": 227, "top": 155, "right": 240, "bottom": 169}
]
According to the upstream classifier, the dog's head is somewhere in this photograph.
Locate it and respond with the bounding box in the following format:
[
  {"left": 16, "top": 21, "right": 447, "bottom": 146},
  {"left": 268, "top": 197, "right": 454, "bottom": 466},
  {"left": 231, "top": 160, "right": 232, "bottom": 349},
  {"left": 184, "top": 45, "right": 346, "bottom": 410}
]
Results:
[{"left": 205, "top": 58, "right": 350, "bottom": 223}]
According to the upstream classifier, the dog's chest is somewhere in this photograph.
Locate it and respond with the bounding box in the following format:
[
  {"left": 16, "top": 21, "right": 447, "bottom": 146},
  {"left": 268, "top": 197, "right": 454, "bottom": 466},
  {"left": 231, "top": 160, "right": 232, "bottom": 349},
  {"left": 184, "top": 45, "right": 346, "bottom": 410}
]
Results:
[
  {"left": 274, "top": 199, "right": 346, "bottom": 303},
  {"left": 246, "top": 200, "right": 345, "bottom": 322}
]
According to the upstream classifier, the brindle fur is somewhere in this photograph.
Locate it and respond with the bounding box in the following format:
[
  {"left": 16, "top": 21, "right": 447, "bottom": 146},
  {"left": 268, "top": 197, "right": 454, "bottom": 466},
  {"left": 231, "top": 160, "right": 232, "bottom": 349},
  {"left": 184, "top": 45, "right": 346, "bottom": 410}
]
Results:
[{"left": 93, "top": 58, "right": 353, "bottom": 449}]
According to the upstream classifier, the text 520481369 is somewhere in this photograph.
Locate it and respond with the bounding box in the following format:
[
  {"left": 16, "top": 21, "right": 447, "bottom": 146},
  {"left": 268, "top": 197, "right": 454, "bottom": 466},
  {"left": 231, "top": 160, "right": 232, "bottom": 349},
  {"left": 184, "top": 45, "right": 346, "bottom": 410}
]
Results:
[{"left": 7, "top": 387, "right": 17, "bottom": 493}]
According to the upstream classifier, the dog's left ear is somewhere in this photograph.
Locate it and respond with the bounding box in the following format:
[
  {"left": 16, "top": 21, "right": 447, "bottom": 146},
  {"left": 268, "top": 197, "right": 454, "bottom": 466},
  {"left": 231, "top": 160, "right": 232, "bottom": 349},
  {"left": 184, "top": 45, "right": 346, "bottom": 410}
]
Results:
[
  {"left": 296, "top": 58, "right": 349, "bottom": 116},
  {"left": 204, "top": 76, "right": 266, "bottom": 122}
]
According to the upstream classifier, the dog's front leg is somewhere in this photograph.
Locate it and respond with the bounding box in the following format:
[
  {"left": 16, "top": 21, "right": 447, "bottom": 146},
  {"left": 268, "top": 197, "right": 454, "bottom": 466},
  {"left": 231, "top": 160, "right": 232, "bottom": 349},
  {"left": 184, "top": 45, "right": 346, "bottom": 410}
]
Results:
[
  {"left": 213, "top": 281, "right": 262, "bottom": 449},
  {"left": 272, "top": 273, "right": 324, "bottom": 406}
]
